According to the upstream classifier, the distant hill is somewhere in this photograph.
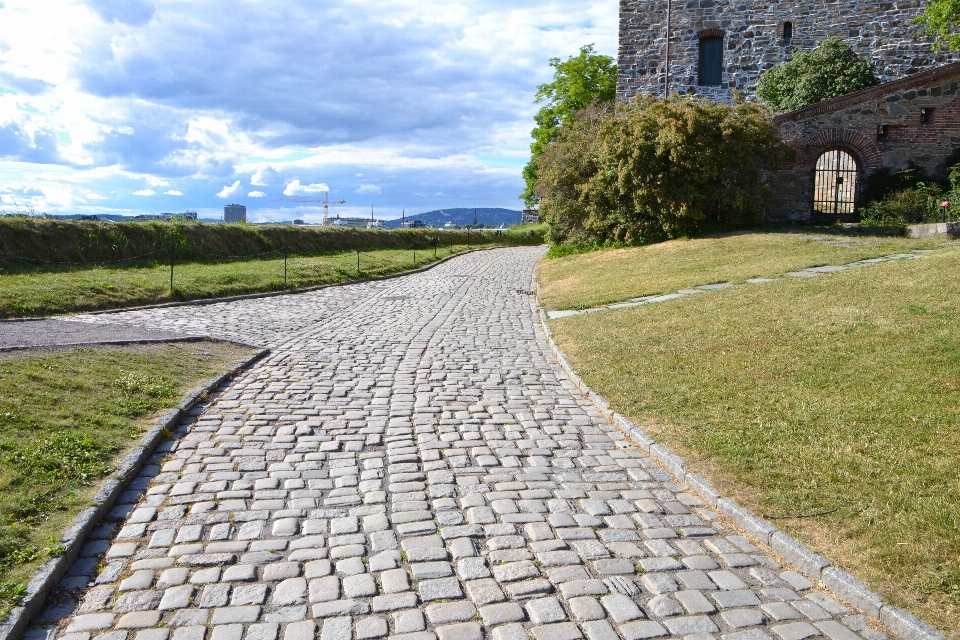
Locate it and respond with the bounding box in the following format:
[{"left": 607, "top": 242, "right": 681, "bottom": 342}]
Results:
[{"left": 385, "top": 208, "right": 522, "bottom": 228}]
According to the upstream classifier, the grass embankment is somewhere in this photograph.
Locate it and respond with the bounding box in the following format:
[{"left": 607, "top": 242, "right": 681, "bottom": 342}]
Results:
[
  {"left": 0, "top": 341, "right": 252, "bottom": 618},
  {"left": 0, "top": 218, "right": 544, "bottom": 318},
  {"left": 538, "top": 229, "right": 950, "bottom": 310},
  {"left": 543, "top": 242, "right": 960, "bottom": 637}
]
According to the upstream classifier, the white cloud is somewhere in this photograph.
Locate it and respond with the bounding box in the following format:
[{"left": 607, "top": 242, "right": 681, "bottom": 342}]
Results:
[
  {"left": 164, "top": 189, "right": 183, "bottom": 196},
  {"left": 248, "top": 190, "right": 265, "bottom": 197},
  {"left": 355, "top": 184, "right": 382, "bottom": 195},
  {"left": 216, "top": 180, "right": 241, "bottom": 198},
  {"left": 284, "top": 179, "right": 329, "bottom": 195},
  {"left": 86, "top": 193, "right": 107, "bottom": 200},
  {"left": 133, "top": 189, "right": 155, "bottom": 196},
  {"left": 0, "top": 0, "right": 617, "bottom": 217},
  {"left": 250, "top": 166, "right": 280, "bottom": 186}
]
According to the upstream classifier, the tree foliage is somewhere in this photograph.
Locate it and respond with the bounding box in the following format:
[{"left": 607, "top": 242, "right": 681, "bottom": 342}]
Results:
[
  {"left": 534, "top": 97, "right": 795, "bottom": 247},
  {"left": 914, "top": 0, "right": 960, "bottom": 51},
  {"left": 756, "top": 38, "right": 880, "bottom": 113},
  {"left": 521, "top": 45, "right": 617, "bottom": 208}
]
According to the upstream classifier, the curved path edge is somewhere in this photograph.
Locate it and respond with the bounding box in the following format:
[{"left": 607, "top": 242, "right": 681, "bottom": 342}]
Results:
[
  {"left": 533, "top": 283, "right": 947, "bottom": 640},
  {"left": 0, "top": 348, "right": 271, "bottom": 640}
]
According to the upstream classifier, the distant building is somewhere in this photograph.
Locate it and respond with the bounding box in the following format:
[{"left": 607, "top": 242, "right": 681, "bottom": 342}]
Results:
[
  {"left": 161, "top": 211, "right": 197, "bottom": 222},
  {"left": 224, "top": 204, "right": 246, "bottom": 224},
  {"left": 401, "top": 220, "right": 425, "bottom": 228},
  {"left": 443, "top": 221, "right": 458, "bottom": 229},
  {"left": 128, "top": 211, "right": 197, "bottom": 222},
  {"left": 329, "top": 215, "right": 370, "bottom": 228},
  {"left": 521, "top": 209, "right": 540, "bottom": 225},
  {"left": 367, "top": 220, "right": 385, "bottom": 229}
]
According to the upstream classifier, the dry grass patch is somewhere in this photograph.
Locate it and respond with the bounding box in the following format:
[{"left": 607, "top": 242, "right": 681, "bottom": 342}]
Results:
[
  {"left": 547, "top": 247, "right": 960, "bottom": 637},
  {"left": 538, "top": 229, "right": 952, "bottom": 310},
  {"left": 0, "top": 341, "right": 253, "bottom": 618}
]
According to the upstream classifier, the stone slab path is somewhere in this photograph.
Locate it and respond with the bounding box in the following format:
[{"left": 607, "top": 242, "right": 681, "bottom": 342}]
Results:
[
  {"left": 32, "top": 247, "right": 887, "bottom": 640},
  {"left": 545, "top": 250, "right": 931, "bottom": 320}
]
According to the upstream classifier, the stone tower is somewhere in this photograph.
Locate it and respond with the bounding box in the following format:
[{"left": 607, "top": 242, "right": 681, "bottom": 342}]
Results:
[{"left": 617, "top": 0, "right": 957, "bottom": 104}]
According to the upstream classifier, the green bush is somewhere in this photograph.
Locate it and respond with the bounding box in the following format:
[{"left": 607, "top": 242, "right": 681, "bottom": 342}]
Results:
[
  {"left": 858, "top": 162, "right": 960, "bottom": 226},
  {"left": 522, "top": 45, "right": 617, "bottom": 208},
  {"left": 757, "top": 38, "right": 879, "bottom": 113},
  {"left": 534, "top": 97, "right": 794, "bottom": 247},
  {"left": 858, "top": 183, "right": 947, "bottom": 226}
]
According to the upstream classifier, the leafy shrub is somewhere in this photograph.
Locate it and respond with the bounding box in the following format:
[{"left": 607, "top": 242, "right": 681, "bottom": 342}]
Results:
[
  {"left": 858, "top": 161, "right": 960, "bottom": 226},
  {"left": 534, "top": 97, "right": 794, "bottom": 247},
  {"left": 522, "top": 45, "right": 617, "bottom": 208},
  {"left": 860, "top": 165, "right": 938, "bottom": 206},
  {"left": 757, "top": 38, "right": 880, "bottom": 113},
  {"left": 858, "top": 183, "right": 946, "bottom": 226}
]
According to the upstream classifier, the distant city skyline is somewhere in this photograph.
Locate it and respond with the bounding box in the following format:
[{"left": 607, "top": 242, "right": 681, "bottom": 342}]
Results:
[{"left": 0, "top": 0, "right": 617, "bottom": 223}]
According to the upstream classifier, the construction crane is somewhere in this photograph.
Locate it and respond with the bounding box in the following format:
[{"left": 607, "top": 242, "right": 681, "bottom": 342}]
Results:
[{"left": 272, "top": 192, "right": 345, "bottom": 225}]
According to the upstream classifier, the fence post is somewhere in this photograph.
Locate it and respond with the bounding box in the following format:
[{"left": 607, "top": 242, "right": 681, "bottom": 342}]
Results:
[
  {"left": 284, "top": 246, "right": 288, "bottom": 287},
  {"left": 357, "top": 249, "right": 361, "bottom": 274},
  {"left": 169, "top": 243, "right": 175, "bottom": 293},
  {"left": 413, "top": 247, "right": 416, "bottom": 267}
]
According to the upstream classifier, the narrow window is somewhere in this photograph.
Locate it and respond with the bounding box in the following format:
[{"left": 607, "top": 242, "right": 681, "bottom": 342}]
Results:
[
  {"left": 699, "top": 37, "right": 723, "bottom": 86},
  {"left": 921, "top": 107, "right": 934, "bottom": 124},
  {"left": 783, "top": 21, "right": 793, "bottom": 40}
]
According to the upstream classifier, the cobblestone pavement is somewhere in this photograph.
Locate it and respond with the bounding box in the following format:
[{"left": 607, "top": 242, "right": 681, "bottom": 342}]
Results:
[{"left": 36, "top": 247, "right": 886, "bottom": 640}]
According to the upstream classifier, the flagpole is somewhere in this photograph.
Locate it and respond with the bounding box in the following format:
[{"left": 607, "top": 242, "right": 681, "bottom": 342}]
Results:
[{"left": 665, "top": 0, "right": 672, "bottom": 99}]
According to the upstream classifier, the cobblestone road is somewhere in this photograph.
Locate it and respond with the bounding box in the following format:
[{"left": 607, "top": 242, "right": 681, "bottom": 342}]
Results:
[{"left": 40, "top": 247, "right": 885, "bottom": 640}]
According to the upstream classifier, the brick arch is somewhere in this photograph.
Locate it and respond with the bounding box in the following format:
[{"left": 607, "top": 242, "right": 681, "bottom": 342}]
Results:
[
  {"left": 697, "top": 28, "right": 725, "bottom": 40},
  {"left": 805, "top": 129, "right": 883, "bottom": 172}
]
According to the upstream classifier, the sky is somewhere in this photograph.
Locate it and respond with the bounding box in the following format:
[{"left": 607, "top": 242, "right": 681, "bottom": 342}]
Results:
[{"left": 0, "top": 0, "right": 618, "bottom": 222}]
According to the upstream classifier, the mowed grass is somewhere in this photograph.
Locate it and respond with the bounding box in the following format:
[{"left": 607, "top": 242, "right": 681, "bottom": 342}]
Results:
[
  {"left": 0, "top": 243, "right": 483, "bottom": 318},
  {"left": 546, "top": 247, "right": 960, "bottom": 637},
  {"left": 0, "top": 341, "right": 253, "bottom": 618},
  {"left": 538, "top": 230, "right": 953, "bottom": 310}
]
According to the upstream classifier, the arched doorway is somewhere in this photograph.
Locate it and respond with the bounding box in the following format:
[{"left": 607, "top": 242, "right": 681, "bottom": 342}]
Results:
[{"left": 813, "top": 149, "right": 859, "bottom": 216}]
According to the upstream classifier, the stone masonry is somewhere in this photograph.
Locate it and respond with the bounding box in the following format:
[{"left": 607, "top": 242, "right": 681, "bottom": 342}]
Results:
[
  {"left": 38, "top": 248, "right": 890, "bottom": 640},
  {"left": 617, "top": 0, "right": 958, "bottom": 104},
  {"left": 769, "top": 61, "right": 960, "bottom": 221}
]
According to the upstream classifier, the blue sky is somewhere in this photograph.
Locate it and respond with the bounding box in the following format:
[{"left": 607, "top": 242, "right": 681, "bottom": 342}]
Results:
[{"left": 0, "top": 0, "right": 617, "bottom": 222}]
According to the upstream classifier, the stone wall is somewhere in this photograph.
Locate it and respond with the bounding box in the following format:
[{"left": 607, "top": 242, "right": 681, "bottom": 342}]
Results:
[
  {"left": 769, "top": 62, "right": 960, "bottom": 221},
  {"left": 618, "top": 0, "right": 958, "bottom": 104}
]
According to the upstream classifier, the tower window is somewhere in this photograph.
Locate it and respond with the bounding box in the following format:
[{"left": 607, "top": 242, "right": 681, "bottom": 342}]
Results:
[
  {"left": 699, "top": 37, "right": 723, "bottom": 86},
  {"left": 783, "top": 21, "right": 793, "bottom": 40}
]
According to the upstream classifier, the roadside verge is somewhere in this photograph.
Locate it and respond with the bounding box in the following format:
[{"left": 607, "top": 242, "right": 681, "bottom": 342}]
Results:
[
  {"left": 533, "top": 290, "right": 946, "bottom": 640},
  {"left": 0, "top": 347, "right": 270, "bottom": 640}
]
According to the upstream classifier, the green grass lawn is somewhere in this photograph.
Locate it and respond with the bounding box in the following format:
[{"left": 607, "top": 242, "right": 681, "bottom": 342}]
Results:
[
  {"left": 0, "top": 341, "right": 253, "bottom": 618},
  {"left": 544, "top": 245, "right": 960, "bottom": 637},
  {"left": 0, "top": 244, "right": 480, "bottom": 318},
  {"left": 538, "top": 229, "right": 954, "bottom": 310}
]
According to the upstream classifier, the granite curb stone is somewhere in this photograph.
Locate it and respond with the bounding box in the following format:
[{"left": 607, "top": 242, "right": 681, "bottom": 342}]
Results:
[
  {"left": 0, "top": 348, "right": 271, "bottom": 640},
  {"left": 536, "top": 296, "right": 947, "bottom": 640}
]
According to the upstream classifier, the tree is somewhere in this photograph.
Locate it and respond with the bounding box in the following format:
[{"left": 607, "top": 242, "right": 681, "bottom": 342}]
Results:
[
  {"left": 914, "top": 0, "right": 960, "bottom": 51},
  {"left": 521, "top": 45, "right": 617, "bottom": 208},
  {"left": 756, "top": 38, "right": 879, "bottom": 113},
  {"left": 535, "top": 97, "right": 795, "bottom": 247}
]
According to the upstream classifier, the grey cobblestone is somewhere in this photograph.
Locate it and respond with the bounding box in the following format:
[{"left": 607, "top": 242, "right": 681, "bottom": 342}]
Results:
[{"left": 39, "top": 249, "right": 884, "bottom": 640}]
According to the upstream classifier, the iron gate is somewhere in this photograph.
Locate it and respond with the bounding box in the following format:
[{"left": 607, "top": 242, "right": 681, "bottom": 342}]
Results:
[{"left": 813, "top": 149, "right": 859, "bottom": 215}]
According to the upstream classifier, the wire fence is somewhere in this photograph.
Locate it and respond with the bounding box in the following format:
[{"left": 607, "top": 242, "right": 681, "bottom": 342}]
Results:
[{"left": 0, "top": 232, "right": 491, "bottom": 293}]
